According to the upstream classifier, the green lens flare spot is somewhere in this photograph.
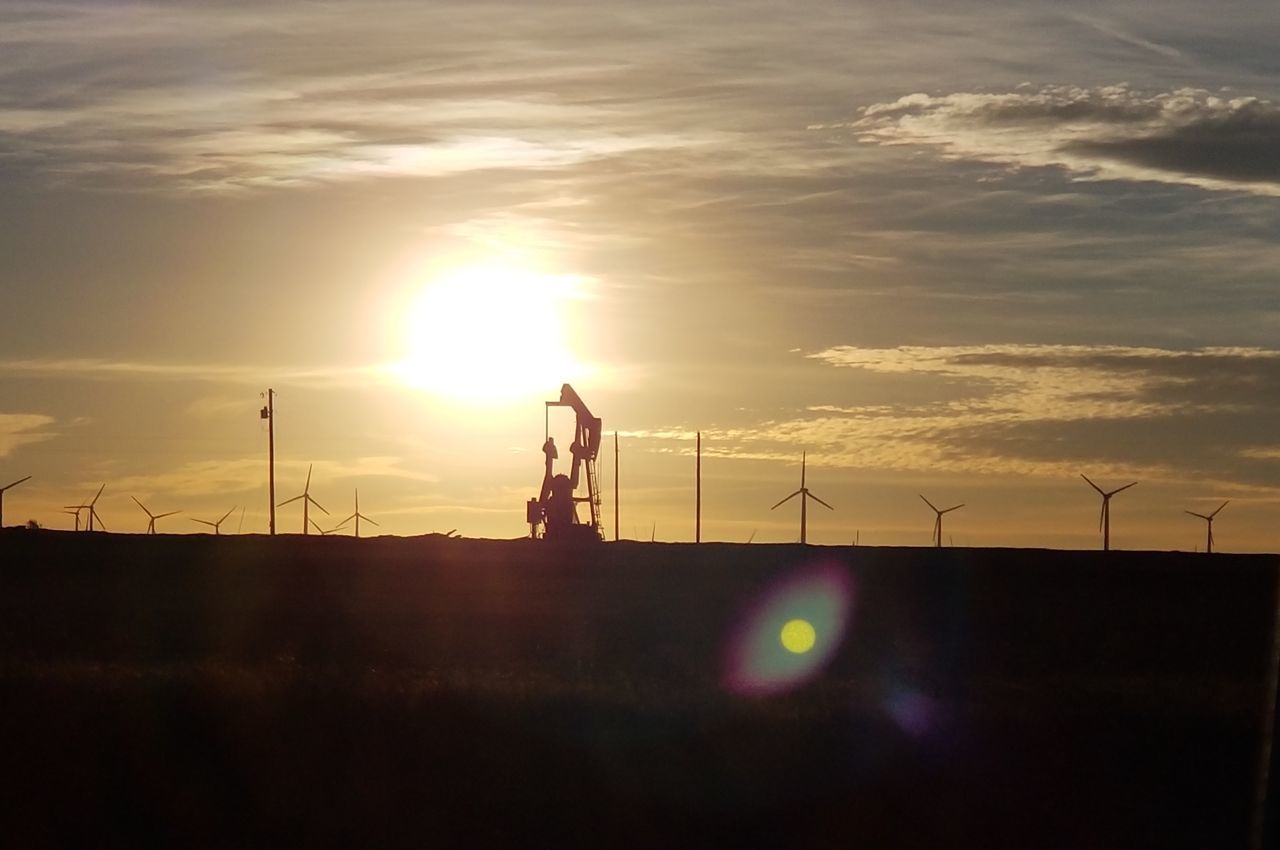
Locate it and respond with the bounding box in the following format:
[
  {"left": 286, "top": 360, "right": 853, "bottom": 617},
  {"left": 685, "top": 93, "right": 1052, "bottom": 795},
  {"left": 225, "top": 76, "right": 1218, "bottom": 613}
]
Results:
[{"left": 780, "top": 618, "right": 816, "bottom": 654}]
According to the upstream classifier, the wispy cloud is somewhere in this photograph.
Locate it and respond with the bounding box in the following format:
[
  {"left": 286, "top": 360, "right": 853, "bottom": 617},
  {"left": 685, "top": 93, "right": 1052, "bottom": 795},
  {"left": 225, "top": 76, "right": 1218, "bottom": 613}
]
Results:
[
  {"left": 0, "top": 2, "right": 731, "bottom": 192},
  {"left": 847, "top": 85, "right": 1280, "bottom": 196},
  {"left": 0, "top": 413, "right": 56, "bottom": 459},
  {"left": 0, "top": 357, "right": 386, "bottom": 387}
]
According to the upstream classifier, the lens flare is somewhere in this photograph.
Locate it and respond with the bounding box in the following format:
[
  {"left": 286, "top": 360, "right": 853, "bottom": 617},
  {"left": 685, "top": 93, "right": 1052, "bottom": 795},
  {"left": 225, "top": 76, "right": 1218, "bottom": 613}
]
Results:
[
  {"left": 780, "top": 619, "right": 816, "bottom": 654},
  {"left": 722, "top": 561, "right": 853, "bottom": 697}
]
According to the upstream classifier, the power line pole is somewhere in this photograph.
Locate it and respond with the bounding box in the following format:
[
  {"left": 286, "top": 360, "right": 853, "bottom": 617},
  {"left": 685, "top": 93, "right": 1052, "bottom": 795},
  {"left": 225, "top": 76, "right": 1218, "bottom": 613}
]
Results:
[
  {"left": 613, "top": 431, "right": 619, "bottom": 542},
  {"left": 261, "top": 388, "right": 275, "bottom": 535},
  {"left": 695, "top": 431, "right": 701, "bottom": 544}
]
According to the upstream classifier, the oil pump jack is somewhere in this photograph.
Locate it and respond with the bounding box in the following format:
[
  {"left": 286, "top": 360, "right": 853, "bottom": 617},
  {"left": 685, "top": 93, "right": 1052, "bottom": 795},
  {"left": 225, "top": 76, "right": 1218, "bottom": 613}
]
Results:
[{"left": 527, "top": 384, "right": 603, "bottom": 541}]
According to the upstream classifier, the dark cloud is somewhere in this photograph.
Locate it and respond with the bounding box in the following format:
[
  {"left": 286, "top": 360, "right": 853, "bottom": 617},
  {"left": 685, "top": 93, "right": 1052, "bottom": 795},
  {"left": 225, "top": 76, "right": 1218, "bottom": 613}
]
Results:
[
  {"left": 854, "top": 85, "right": 1280, "bottom": 196},
  {"left": 1064, "top": 100, "right": 1280, "bottom": 184}
]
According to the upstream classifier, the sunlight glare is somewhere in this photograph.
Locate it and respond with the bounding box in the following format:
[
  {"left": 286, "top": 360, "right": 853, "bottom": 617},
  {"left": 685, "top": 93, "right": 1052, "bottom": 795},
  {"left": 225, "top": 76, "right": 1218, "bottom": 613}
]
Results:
[{"left": 392, "top": 262, "right": 585, "bottom": 403}]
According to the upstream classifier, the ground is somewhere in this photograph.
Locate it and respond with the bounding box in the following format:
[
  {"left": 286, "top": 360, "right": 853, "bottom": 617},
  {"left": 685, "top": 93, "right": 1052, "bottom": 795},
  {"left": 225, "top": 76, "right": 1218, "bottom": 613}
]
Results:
[{"left": 1, "top": 531, "right": 1276, "bottom": 848}]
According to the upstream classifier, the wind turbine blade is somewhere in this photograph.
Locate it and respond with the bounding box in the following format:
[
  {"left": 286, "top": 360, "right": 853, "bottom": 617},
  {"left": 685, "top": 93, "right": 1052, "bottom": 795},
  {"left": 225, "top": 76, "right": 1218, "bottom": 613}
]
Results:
[
  {"left": 943, "top": 504, "right": 965, "bottom": 514},
  {"left": 93, "top": 509, "right": 106, "bottom": 531},
  {"left": 919, "top": 494, "right": 938, "bottom": 512},
  {"left": 309, "top": 518, "right": 324, "bottom": 534},
  {"left": 808, "top": 492, "right": 834, "bottom": 511},
  {"left": 278, "top": 494, "right": 305, "bottom": 507},
  {"left": 771, "top": 490, "right": 801, "bottom": 510},
  {"left": 1099, "top": 504, "right": 1106, "bottom": 533},
  {"left": 156, "top": 511, "right": 180, "bottom": 519},
  {"left": 91, "top": 483, "right": 106, "bottom": 505},
  {"left": 304, "top": 464, "right": 313, "bottom": 492},
  {"left": 1210, "top": 501, "right": 1229, "bottom": 518},
  {"left": 340, "top": 513, "right": 357, "bottom": 526},
  {"left": 131, "top": 496, "right": 151, "bottom": 516},
  {"left": 1110, "top": 481, "right": 1138, "bottom": 495},
  {"left": 2, "top": 475, "right": 32, "bottom": 490},
  {"left": 362, "top": 515, "right": 380, "bottom": 527},
  {"left": 308, "top": 496, "right": 329, "bottom": 515},
  {"left": 1185, "top": 510, "right": 1209, "bottom": 520},
  {"left": 1080, "top": 474, "right": 1104, "bottom": 495},
  {"left": 218, "top": 507, "right": 235, "bottom": 525},
  {"left": 191, "top": 519, "right": 215, "bottom": 527}
]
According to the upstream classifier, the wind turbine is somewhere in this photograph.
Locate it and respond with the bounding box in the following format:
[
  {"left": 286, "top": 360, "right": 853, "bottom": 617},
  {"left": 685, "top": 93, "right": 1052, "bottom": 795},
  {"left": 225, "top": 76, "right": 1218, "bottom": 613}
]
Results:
[
  {"left": 1081, "top": 475, "right": 1137, "bottom": 551},
  {"left": 131, "top": 496, "right": 180, "bottom": 535},
  {"left": 770, "top": 452, "right": 832, "bottom": 544},
  {"left": 66, "top": 484, "right": 107, "bottom": 532},
  {"left": 309, "top": 517, "right": 350, "bottom": 536},
  {"left": 1185, "top": 500, "right": 1228, "bottom": 554},
  {"left": 0, "top": 475, "right": 31, "bottom": 527},
  {"left": 63, "top": 509, "right": 82, "bottom": 531},
  {"left": 920, "top": 495, "right": 964, "bottom": 548},
  {"left": 338, "top": 488, "right": 379, "bottom": 538},
  {"left": 278, "top": 464, "right": 327, "bottom": 534},
  {"left": 191, "top": 507, "right": 236, "bottom": 535}
]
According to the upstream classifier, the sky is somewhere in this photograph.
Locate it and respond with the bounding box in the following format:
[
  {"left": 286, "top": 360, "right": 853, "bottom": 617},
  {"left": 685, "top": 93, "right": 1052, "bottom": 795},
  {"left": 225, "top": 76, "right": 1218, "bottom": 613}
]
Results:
[{"left": 3, "top": 0, "right": 1280, "bottom": 550}]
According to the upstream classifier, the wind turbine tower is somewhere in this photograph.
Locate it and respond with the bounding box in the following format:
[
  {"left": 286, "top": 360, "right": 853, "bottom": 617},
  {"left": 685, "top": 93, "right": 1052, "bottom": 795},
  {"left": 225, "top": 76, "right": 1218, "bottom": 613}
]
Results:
[
  {"left": 0, "top": 475, "right": 31, "bottom": 527},
  {"left": 770, "top": 452, "right": 833, "bottom": 544},
  {"left": 66, "top": 484, "right": 108, "bottom": 532},
  {"left": 919, "top": 495, "right": 964, "bottom": 548},
  {"left": 131, "top": 496, "right": 180, "bottom": 535},
  {"left": 1081, "top": 475, "right": 1137, "bottom": 551},
  {"left": 338, "top": 488, "right": 379, "bottom": 538},
  {"left": 191, "top": 507, "right": 236, "bottom": 535},
  {"left": 278, "top": 464, "right": 328, "bottom": 534},
  {"left": 1185, "top": 500, "right": 1228, "bottom": 554}
]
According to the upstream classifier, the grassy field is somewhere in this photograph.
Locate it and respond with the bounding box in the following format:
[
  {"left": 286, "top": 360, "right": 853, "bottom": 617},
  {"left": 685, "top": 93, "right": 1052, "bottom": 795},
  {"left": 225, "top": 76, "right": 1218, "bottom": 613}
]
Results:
[{"left": 1, "top": 531, "right": 1276, "bottom": 848}]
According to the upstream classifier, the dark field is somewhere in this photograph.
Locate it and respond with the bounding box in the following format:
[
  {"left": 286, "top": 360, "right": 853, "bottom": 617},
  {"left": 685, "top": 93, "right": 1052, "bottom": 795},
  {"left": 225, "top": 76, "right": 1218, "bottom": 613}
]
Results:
[{"left": 1, "top": 531, "right": 1277, "bottom": 849}]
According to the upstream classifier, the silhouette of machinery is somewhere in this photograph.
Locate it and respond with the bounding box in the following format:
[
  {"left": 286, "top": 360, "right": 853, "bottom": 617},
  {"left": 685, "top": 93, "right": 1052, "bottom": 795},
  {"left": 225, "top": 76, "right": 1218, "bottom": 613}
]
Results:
[{"left": 527, "top": 384, "right": 603, "bottom": 541}]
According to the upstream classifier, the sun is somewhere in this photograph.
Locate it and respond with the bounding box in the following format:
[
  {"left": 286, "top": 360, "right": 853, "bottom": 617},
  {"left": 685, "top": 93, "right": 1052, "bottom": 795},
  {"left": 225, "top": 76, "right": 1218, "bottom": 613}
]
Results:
[{"left": 392, "top": 262, "right": 583, "bottom": 403}]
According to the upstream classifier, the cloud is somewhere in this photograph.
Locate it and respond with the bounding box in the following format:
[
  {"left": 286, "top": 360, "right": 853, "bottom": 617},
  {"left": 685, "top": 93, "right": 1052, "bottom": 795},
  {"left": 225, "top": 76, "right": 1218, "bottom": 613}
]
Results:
[
  {"left": 0, "top": 2, "right": 733, "bottom": 193},
  {"left": 0, "top": 413, "right": 56, "bottom": 458},
  {"left": 0, "top": 357, "right": 387, "bottom": 387},
  {"left": 627, "top": 345, "right": 1280, "bottom": 486},
  {"left": 848, "top": 85, "right": 1280, "bottom": 196}
]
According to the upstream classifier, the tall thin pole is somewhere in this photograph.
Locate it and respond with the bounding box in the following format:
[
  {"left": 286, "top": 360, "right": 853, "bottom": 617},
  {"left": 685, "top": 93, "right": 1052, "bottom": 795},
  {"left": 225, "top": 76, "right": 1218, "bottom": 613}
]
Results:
[
  {"left": 613, "top": 431, "right": 619, "bottom": 542},
  {"left": 695, "top": 431, "right": 701, "bottom": 544},
  {"left": 264, "top": 388, "right": 276, "bottom": 536},
  {"left": 1103, "top": 498, "right": 1109, "bottom": 551}
]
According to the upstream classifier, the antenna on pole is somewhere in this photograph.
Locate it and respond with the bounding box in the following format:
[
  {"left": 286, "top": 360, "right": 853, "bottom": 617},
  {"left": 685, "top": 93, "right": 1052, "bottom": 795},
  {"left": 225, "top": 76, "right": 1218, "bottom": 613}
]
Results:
[
  {"left": 261, "top": 388, "right": 276, "bottom": 536},
  {"left": 696, "top": 430, "right": 702, "bottom": 544}
]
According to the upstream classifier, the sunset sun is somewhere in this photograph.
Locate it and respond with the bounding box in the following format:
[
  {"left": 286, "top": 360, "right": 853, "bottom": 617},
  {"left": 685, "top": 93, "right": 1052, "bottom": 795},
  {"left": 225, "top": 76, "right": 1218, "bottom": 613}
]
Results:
[{"left": 393, "top": 262, "right": 583, "bottom": 403}]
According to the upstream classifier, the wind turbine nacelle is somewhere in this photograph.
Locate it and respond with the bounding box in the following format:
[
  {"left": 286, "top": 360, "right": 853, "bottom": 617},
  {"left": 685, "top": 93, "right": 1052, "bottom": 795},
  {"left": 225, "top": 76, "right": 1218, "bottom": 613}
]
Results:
[{"left": 260, "top": 406, "right": 270, "bottom": 419}]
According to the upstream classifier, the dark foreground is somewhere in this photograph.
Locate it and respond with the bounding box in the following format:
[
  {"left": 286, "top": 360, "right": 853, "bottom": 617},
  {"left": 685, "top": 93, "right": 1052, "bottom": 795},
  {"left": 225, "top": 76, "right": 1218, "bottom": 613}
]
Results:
[{"left": 1, "top": 531, "right": 1277, "bottom": 849}]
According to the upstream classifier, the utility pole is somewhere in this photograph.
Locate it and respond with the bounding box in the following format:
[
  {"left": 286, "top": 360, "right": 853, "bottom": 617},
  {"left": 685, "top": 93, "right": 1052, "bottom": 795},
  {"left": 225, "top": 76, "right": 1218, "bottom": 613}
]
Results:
[
  {"left": 614, "top": 431, "right": 619, "bottom": 542},
  {"left": 695, "top": 431, "right": 701, "bottom": 544},
  {"left": 261, "top": 388, "right": 276, "bottom": 535}
]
